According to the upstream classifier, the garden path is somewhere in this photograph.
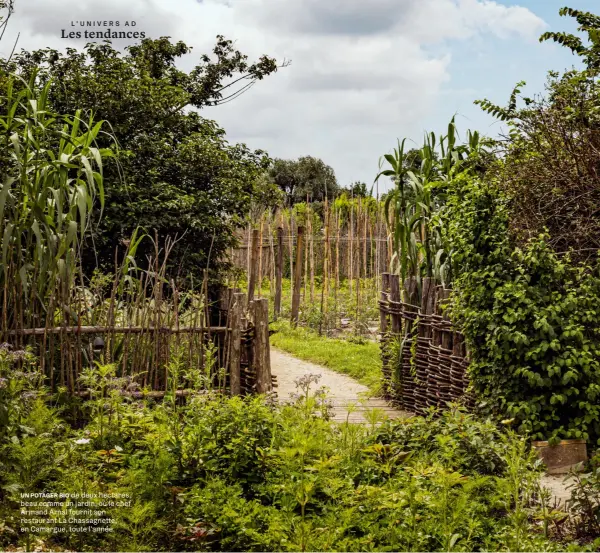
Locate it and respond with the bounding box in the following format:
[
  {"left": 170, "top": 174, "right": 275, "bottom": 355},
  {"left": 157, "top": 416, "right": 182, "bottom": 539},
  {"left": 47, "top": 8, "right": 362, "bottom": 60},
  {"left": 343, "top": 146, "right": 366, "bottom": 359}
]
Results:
[
  {"left": 270, "top": 348, "right": 410, "bottom": 423},
  {"left": 271, "top": 349, "right": 574, "bottom": 505}
]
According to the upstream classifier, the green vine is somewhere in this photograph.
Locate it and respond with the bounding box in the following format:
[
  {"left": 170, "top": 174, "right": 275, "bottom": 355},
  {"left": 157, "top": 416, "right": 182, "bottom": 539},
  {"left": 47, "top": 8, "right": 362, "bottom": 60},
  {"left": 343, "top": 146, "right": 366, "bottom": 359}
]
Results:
[{"left": 442, "top": 174, "right": 600, "bottom": 445}]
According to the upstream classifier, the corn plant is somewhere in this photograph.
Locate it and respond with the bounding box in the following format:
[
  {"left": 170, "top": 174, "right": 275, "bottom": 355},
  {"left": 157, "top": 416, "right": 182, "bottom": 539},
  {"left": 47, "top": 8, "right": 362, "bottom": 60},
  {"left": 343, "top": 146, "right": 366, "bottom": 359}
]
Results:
[
  {"left": 0, "top": 72, "right": 114, "bottom": 334},
  {"left": 375, "top": 117, "right": 486, "bottom": 302}
]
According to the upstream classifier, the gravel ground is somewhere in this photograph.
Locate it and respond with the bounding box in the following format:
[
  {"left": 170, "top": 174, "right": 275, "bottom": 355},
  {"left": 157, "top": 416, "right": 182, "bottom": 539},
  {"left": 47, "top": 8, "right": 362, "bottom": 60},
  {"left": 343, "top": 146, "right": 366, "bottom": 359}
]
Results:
[
  {"left": 540, "top": 474, "right": 575, "bottom": 507},
  {"left": 271, "top": 347, "right": 410, "bottom": 423}
]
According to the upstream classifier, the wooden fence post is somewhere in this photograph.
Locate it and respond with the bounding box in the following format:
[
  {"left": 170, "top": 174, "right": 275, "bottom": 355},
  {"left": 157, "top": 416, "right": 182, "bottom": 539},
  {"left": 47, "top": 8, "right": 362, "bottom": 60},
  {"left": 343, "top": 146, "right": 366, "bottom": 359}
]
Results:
[
  {"left": 291, "top": 226, "right": 305, "bottom": 327},
  {"left": 389, "top": 274, "right": 401, "bottom": 334},
  {"left": 400, "top": 277, "right": 419, "bottom": 411},
  {"left": 380, "top": 272, "right": 390, "bottom": 334},
  {"left": 251, "top": 298, "right": 272, "bottom": 393},
  {"left": 229, "top": 292, "right": 245, "bottom": 396},
  {"left": 247, "top": 228, "right": 260, "bottom": 306},
  {"left": 274, "top": 227, "right": 283, "bottom": 321}
]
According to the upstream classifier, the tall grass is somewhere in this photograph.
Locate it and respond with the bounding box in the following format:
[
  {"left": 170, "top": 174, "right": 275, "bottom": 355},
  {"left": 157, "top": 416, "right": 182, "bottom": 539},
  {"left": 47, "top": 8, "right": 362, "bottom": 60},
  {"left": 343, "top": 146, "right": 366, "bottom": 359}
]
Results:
[{"left": 0, "top": 72, "right": 113, "bottom": 334}]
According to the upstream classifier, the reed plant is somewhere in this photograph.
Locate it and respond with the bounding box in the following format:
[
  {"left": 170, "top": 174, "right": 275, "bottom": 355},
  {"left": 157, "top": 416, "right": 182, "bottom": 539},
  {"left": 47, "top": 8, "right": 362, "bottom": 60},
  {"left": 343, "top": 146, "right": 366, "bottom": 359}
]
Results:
[{"left": 0, "top": 72, "right": 113, "bottom": 334}]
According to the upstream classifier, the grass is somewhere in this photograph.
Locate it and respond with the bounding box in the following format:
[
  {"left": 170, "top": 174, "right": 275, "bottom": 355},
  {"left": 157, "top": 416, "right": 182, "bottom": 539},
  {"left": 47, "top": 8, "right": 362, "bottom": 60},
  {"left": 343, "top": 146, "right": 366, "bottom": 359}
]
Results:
[
  {"left": 270, "top": 320, "right": 382, "bottom": 394},
  {"left": 227, "top": 276, "right": 381, "bottom": 333}
]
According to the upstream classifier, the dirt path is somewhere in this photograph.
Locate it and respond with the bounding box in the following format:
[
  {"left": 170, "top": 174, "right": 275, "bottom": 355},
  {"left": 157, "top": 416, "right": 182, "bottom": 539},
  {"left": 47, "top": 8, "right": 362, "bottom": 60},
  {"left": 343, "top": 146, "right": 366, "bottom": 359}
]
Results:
[
  {"left": 271, "top": 348, "right": 410, "bottom": 423},
  {"left": 540, "top": 474, "right": 574, "bottom": 507}
]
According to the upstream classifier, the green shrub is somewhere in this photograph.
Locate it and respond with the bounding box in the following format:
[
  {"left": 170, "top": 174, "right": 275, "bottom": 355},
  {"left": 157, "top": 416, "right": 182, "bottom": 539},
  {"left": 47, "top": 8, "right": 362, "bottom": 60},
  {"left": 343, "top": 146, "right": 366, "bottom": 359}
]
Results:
[
  {"left": 443, "top": 175, "right": 600, "bottom": 445},
  {"left": 373, "top": 406, "right": 510, "bottom": 476},
  {"left": 180, "top": 394, "right": 278, "bottom": 487},
  {"left": 0, "top": 353, "right": 591, "bottom": 551}
]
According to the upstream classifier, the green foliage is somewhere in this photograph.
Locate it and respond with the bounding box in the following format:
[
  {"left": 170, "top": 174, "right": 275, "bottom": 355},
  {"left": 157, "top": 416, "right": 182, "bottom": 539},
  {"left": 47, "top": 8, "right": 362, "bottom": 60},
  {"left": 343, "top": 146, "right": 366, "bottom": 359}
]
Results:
[
  {"left": 540, "top": 7, "right": 600, "bottom": 72},
  {"left": 5, "top": 38, "right": 279, "bottom": 282},
  {"left": 443, "top": 174, "right": 600, "bottom": 445},
  {"left": 178, "top": 394, "right": 277, "bottom": 486},
  {"left": 469, "top": 4, "right": 600, "bottom": 267},
  {"left": 180, "top": 479, "right": 285, "bottom": 550},
  {"left": 343, "top": 181, "right": 370, "bottom": 197},
  {"left": 269, "top": 156, "right": 339, "bottom": 206},
  {"left": 374, "top": 406, "right": 510, "bottom": 476},
  {"left": 375, "top": 118, "right": 490, "bottom": 300},
  {"left": 567, "top": 453, "right": 600, "bottom": 539},
  {"left": 475, "top": 81, "right": 529, "bottom": 121},
  {"left": 0, "top": 355, "right": 592, "bottom": 551},
  {"left": 0, "top": 73, "right": 112, "bottom": 330},
  {"left": 437, "top": 5, "right": 600, "bottom": 449}
]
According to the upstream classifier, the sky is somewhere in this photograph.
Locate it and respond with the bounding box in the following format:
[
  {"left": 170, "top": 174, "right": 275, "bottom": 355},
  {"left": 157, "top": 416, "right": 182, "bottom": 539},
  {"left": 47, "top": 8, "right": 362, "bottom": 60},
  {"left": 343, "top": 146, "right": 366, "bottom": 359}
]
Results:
[{"left": 1, "top": 0, "right": 596, "bottom": 193}]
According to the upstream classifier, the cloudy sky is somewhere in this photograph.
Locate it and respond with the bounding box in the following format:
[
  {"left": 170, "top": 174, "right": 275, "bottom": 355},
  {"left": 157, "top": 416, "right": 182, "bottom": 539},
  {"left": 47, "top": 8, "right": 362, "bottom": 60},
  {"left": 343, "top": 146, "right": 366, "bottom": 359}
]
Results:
[{"left": 2, "top": 0, "right": 595, "bottom": 192}]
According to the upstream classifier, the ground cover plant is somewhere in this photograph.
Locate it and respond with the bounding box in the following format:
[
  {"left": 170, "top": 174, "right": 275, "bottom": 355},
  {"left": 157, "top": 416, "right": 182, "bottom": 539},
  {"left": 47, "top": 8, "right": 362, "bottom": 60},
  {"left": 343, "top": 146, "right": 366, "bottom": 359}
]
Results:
[{"left": 1, "top": 346, "right": 598, "bottom": 552}]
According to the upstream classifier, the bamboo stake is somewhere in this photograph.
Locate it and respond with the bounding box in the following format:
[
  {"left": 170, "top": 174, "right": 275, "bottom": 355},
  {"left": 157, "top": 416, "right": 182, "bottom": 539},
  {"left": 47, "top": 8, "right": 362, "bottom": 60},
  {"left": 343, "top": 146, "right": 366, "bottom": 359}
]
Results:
[
  {"left": 304, "top": 203, "right": 309, "bottom": 309},
  {"left": 229, "top": 292, "right": 244, "bottom": 396},
  {"left": 247, "top": 229, "right": 260, "bottom": 305},
  {"left": 349, "top": 196, "right": 354, "bottom": 297},
  {"left": 258, "top": 215, "right": 264, "bottom": 297},
  {"left": 274, "top": 227, "right": 283, "bottom": 320},
  {"left": 291, "top": 226, "right": 305, "bottom": 327},
  {"left": 319, "top": 198, "right": 330, "bottom": 336},
  {"left": 335, "top": 208, "right": 340, "bottom": 326},
  {"left": 309, "top": 206, "right": 315, "bottom": 303}
]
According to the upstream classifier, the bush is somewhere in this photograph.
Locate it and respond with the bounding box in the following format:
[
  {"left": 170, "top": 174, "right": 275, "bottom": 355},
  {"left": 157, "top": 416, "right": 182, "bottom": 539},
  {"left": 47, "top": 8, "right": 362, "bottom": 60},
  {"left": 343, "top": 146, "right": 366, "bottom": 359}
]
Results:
[
  {"left": 0, "top": 358, "right": 592, "bottom": 551},
  {"left": 443, "top": 174, "right": 600, "bottom": 445},
  {"left": 373, "top": 406, "right": 509, "bottom": 476}
]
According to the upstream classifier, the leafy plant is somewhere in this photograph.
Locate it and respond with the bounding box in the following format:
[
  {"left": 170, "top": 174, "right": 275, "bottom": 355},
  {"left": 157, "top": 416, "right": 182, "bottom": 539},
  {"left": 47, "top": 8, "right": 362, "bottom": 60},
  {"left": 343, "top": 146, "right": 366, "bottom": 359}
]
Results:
[
  {"left": 567, "top": 454, "right": 600, "bottom": 538},
  {"left": 0, "top": 73, "right": 113, "bottom": 332},
  {"left": 443, "top": 174, "right": 600, "bottom": 444}
]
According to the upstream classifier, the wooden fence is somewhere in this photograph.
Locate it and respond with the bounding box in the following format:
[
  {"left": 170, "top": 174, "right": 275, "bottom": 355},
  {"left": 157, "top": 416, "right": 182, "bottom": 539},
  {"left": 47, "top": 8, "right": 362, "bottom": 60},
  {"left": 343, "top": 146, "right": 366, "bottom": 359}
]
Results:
[
  {"left": 231, "top": 228, "right": 390, "bottom": 285},
  {"left": 4, "top": 290, "right": 274, "bottom": 398},
  {"left": 379, "top": 273, "right": 474, "bottom": 413}
]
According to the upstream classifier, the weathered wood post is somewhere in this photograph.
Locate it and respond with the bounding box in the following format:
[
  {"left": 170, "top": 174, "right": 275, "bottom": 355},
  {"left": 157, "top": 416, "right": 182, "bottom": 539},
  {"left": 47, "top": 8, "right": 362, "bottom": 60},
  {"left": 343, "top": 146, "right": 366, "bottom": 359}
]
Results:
[
  {"left": 291, "top": 226, "right": 305, "bottom": 328},
  {"left": 438, "top": 287, "right": 453, "bottom": 407},
  {"left": 251, "top": 298, "right": 272, "bottom": 393},
  {"left": 389, "top": 274, "right": 401, "bottom": 334},
  {"left": 247, "top": 228, "right": 260, "bottom": 306},
  {"left": 229, "top": 292, "right": 245, "bottom": 396},
  {"left": 274, "top": 227, "right": 284, "bottom": 321},
  {"left": 380, "top": 272, "right": 390, "bottom": 335},
  {"left": 419, "top": 278, "right": 436, "bottom": 409},
  {"left": 380, "top": 272, "right": 391, "bottom": 396},
  {"left": 401, "top": 277, "right": 419, "bottom": 411}
]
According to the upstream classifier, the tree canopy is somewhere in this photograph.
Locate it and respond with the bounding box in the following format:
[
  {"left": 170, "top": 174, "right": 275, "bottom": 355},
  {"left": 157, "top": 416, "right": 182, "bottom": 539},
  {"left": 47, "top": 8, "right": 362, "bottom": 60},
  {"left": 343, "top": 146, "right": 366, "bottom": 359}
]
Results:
[
  {"left": 268, "top": 156, "right": 339, "bottom": 206},
  {"left": 3, "top": 37, "right": 281, "bottom": 282},
  {"left": 343, "top": 181, "right": 370, "bottom": 197}
]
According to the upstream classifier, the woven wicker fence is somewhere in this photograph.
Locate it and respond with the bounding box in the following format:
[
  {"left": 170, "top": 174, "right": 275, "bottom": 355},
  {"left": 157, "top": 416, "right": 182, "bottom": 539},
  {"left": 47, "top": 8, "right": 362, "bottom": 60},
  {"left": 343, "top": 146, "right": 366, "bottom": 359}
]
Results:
[
  {"left": 3, "top": 289, "right": 274, "bottom": 398},
  {"left": 379, "top": 273, "right": 475, "bottom": 413}
]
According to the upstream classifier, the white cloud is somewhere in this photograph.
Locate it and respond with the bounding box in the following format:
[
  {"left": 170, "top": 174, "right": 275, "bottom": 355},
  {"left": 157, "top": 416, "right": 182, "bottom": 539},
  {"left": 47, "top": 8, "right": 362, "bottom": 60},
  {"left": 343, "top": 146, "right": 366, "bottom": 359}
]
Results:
[
  {"left": 459, "top": 0, "right": 546, "bottom": 41},
  {"left": 1, "top": 0, "right": 547, "bottom": 189}
]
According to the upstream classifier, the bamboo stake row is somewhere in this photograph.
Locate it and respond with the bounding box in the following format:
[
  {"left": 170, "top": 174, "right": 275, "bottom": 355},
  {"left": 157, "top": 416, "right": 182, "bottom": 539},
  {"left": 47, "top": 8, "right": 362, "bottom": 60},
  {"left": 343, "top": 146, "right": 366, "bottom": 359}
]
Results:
[{"left": 233, "top": 200, "right": 390, "bottom": 334}]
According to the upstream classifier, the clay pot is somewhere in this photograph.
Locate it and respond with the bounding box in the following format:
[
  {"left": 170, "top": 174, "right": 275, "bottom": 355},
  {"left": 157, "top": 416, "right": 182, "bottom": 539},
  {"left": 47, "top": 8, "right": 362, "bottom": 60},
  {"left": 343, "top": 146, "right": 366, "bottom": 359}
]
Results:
[{"left": 532, "top": 439, "right": 588, "bottom": 475}]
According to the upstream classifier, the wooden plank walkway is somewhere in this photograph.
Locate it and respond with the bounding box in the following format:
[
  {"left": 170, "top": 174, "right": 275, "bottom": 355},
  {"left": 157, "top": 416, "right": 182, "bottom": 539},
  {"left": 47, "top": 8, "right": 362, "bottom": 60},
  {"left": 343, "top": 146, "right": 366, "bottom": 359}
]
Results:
[{"left": 271, "top": 348, "right": 410, "bottom": 423}]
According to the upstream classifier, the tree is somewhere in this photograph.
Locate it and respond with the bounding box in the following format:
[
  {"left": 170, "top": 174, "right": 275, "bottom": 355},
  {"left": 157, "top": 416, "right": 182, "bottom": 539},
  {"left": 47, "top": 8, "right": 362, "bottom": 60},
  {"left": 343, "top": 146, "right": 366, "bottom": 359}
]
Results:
[
  {"left": 4, "top": 37, "right": 281, "bottom": 282},
  {"left": 248, "top": 171, "right": 284, "bottom": 223},
  {"left": 539, "top": 7, "right": 600, "bottom": 73},
  {"left": 343, "top": 181, "right": 369, "bottom": 197},
  {"left": 475, "top": 6, "right": 600, "bottom": 260},
  {"left": 269, "top": 156, "right": 339, "bottom": 205}
]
